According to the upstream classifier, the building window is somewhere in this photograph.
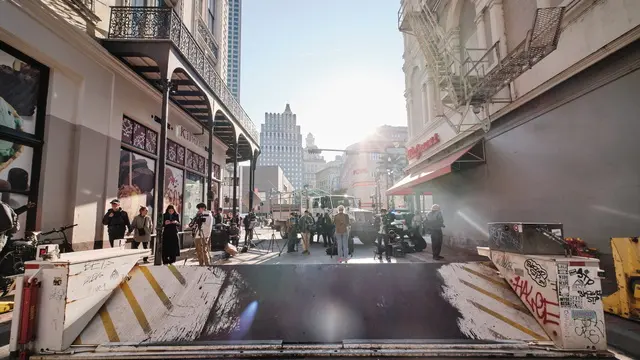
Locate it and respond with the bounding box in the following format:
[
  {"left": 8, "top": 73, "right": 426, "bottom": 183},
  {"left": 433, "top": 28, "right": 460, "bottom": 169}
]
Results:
[
  {"left": 207, "top": 0, "right": 215, "bottom": 32},
  {"left": 0, "top": 41, "right": 49, "bottom": 234}
]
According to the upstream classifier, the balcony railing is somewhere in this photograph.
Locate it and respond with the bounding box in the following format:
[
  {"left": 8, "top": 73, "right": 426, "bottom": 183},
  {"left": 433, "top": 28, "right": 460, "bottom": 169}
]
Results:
[
  {"left": 107, "top": 6, "right": 259, "bottom": 144},
  {"left": 196, "top": 18, "right": 219, "bottom": 64}
]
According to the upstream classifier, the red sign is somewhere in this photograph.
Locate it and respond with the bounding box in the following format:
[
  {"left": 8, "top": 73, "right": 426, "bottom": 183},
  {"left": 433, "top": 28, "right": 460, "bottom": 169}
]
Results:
[{"left": 407, "top": 133, "right": 440, "bottom": 160}]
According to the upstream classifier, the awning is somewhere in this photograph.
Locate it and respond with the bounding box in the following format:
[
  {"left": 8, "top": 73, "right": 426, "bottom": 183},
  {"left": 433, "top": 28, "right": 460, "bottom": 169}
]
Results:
[{"left": 386, "top": 140, "right": 485, "bottom": 196}]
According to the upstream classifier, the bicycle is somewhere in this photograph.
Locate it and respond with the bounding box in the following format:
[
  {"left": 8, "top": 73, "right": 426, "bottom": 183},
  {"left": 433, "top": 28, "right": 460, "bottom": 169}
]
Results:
[{"left": 0, "top": 224, "right": 77, "bottom": 297}]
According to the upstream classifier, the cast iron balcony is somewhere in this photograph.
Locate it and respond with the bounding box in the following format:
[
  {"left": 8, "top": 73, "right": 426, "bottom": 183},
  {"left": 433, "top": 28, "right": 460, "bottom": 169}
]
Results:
[
  {"left": 107, "top": 6, "right": 259, "bottom": 144},
  {"left": 196, "top": 18, "right": 219, "bottom": 64}
]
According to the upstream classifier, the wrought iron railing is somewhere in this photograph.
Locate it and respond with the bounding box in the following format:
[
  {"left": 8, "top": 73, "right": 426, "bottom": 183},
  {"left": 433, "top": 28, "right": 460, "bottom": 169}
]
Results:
[
  {"left": 196, "top": 18, "right": 219, "bottom": 63},
  {"left": 107, "top": 6, "right": 259, "bottom": 144}
]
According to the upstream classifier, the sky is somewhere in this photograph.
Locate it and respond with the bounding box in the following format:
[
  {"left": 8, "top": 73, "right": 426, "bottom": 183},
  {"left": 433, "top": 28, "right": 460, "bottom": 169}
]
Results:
[{"left": 240, "top": 0, "right": 407, "bottom": 152}]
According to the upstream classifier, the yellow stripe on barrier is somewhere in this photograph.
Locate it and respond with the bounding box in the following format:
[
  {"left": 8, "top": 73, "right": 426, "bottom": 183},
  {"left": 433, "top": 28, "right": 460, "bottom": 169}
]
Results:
[
  {"left": 463, "top": 266, "right": 510, "bottom": 289},
  {"left": 99, "top": 309, "right": 120, "bottom": 342},
  {"left": 140, "top": 266, "right": 173, "bottom": 310},
  {"left": 167, "top": 264, "right": 187, "bottom": 285},
  {"left": 469, "top": 300, "right": 547, "bottom": 341},
  {"left": 459, "top": 279, "right": 530, "bottom": 314},
  {"left": 121, "top": 282, "right": 152, "bottom": 334}
]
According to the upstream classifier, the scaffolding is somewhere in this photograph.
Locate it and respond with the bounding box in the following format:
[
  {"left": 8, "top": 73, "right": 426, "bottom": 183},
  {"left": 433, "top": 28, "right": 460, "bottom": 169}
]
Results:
[{"left": 399, "top": 0, "right": 565, "bottom": 134}]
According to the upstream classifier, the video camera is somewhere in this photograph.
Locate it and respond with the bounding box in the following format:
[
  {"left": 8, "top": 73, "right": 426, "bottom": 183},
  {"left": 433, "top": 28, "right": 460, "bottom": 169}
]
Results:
[{"left": 190, "top": 211, "right": 210, "bottom": 231}]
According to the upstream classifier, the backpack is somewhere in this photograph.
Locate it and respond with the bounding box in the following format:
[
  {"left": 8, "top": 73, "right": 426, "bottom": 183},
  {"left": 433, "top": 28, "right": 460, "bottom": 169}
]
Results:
[{"left": 0, "top": 202, "right": 19, "bottom": 235}]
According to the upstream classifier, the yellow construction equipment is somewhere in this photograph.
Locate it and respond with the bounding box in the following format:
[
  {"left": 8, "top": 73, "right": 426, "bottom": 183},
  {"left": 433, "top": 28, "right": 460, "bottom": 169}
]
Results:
[
  {"left": 0, "top": 301, "right": 13, "bottom": 314},
  {"left": 603, "top": 237, "right": 640, "bottom": 321}
]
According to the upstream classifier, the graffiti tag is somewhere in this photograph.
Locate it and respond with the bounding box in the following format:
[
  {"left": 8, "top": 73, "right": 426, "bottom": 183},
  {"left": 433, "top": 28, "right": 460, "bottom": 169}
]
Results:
[
  {"left": 511, "top": 275, "right": 560, "bottom": 326},
  {"left": 524, "top": 259, "right": 548, "bottom": 287},
  {"left": 494, "top": 254, "right": 514, "bottom": 271},
  {"left": 83, "top": 259, "right": 115, "bottom": 272},
  {"left": 577, "top": 290, "right": 602, "bottom": 304},
  {"left": 83, "top": 272, "right": 104, "bottom": 286},
  {"left": 572, "top": 310, "right": 604, "bottom": 345},
  {"left": 570, "top": 268, "right": 595, "bottom": 291}
]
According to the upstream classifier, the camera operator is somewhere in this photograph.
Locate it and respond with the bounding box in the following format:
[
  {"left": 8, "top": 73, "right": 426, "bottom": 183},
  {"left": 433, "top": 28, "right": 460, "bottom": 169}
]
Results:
[{"left": 189, "top": 203, "right": 214, "bottom": 266}]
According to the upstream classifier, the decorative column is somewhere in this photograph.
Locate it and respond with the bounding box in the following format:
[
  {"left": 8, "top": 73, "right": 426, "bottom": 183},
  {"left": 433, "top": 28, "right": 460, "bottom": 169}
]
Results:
[
  {"left": 153, "top": 78, "right": 171, "bottom": 266},
  {"left": 248, "top": 154, "right": 255, "bottom": 211},
  {"left": 475, "top": 10, "right": 488, "bottom": 50},
  {"left": 232, "top": 145, "right": 238, "bottom": 216},
  {"left": 489, "top": 0, "right": 507, "bottom": 60},
  {"left": 405, "top": 91, "right": 413, "bottom": 138},
  {"left": 207, "top": 123, "right": 214, "bottom": 209},
  {"left": 425, "top": 72, "right": 437, "bottom": 123},
  {"left": 421, "top": 83, "right": 429, "bottom": 124}
]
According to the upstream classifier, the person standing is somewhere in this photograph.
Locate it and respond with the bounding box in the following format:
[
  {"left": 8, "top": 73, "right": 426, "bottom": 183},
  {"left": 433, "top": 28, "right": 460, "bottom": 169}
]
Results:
[
  {"left": 102, "top": 199, "right": 132, "bottom": 248},
  {"left": 333, "top": 206, "right": 350, "bottom": 263},
  {"left": 131, "top": 206, "right": 152, "bottom": 263},
  {"left": 162, "top": 204, "right": 181, "bottom": 264},
  {"left": 243, "top": 211, "right": 257, "bottom": 246},
  {"left": 214, "top": 207, "right": 224, "bottom": 225},
  {"left": 299, "top": 210, "right": 314, "bottom": 255},
  {"left": 321, "top": 210, "right": 333, "bottom": 247},
  {"left": 189, "top": 203, "right": 214, "bottom": 266},
  {"left": 425, "top": 204, "right": 445, "bottom": 260}
]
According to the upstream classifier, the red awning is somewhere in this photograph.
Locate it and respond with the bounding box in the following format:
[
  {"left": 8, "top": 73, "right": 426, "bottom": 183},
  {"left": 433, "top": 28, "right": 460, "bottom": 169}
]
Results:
[{"left": 386, "top": 141, "right": 485, "bottom": 196}]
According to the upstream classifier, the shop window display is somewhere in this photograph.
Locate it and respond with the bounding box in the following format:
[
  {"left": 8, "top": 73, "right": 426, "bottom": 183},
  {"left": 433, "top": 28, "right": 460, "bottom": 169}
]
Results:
[
  {"left": 0, "top": 50, "right": 40, "bottom": 136},
  {"left": 183, "top": 172, "right": 204, "bottom": 225},
  {"left": 164, "top": 165, "right": 184, "bottom": 216},
  {"left": 118, "top": 149, "right": 156, "bottom": 222}
]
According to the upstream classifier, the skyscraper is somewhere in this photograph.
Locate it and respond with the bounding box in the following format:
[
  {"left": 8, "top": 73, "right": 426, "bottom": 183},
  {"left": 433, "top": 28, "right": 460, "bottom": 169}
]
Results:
[
  {"left": 226, "top": 0, "right": 241, "bottom": 100},
  {"left": 259, "top": 104, "right": 303, "bottom": 189}
]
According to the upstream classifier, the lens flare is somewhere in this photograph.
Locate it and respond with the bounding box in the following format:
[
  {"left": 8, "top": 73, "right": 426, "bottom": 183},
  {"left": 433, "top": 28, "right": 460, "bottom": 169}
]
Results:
[{"left": 230, "top": 300, "right": 258, "bottom": 340}]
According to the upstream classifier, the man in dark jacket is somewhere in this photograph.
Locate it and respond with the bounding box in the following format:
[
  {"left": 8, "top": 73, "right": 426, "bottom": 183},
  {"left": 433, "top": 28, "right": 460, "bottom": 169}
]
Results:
[
  {"left": 424, "top": 204, "right": 445, "bottom": 260},
  {"left": 243, "top": 211, "right": 257, "bottom": 245},
  {"left": 102, "top": 199, "right": 132, "bottom": 248}
]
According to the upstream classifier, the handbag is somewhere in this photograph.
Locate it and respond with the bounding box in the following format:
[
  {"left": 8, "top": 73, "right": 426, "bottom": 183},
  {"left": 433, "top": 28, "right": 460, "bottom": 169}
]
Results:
[{"left": 138, "top": 228, "right": 146, "bottom": 236}]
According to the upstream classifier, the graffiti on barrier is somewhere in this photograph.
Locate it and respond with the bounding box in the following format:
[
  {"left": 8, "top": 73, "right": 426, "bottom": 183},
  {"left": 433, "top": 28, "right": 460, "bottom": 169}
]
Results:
[
  {"left": 572, "top": 310, "right": 604, "bottom": 345},
  {"left": 569, "top": 268, "right": 595, "bottom": 291},
  {"left": 511, "top": 275, "right": 560, "bottom": 326},
  {"left": 493, "top": 253, "right": 514, "bottom": 272},
  {"left": 577, "top": 289, "right": 602, "bottom": 304},
  {"left": 524, "top": 259, "right": 548, "bottom": 287}
]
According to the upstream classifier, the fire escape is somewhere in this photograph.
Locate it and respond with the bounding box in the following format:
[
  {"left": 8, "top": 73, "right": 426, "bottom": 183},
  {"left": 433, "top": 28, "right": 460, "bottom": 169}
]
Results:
[{"left": 399, "top": 0, "right": 565, "bottom": 133}]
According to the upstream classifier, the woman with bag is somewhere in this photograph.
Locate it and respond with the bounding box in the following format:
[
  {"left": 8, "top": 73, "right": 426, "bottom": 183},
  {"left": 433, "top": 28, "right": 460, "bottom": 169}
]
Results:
[{"left": 131, "top": 205, "right": 153, "bottom": 263}]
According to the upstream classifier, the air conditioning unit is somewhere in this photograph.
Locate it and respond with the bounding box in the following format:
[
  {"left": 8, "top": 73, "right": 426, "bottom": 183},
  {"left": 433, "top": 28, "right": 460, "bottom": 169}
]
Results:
[{"left": 164, "top": 0, "right": 180, "bottom": 7}]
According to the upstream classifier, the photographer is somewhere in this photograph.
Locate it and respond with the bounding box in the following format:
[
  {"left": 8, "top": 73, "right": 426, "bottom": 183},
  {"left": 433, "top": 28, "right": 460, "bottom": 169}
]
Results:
[{"left": 189, "top": 203, "right": 214, "bottom": 266}]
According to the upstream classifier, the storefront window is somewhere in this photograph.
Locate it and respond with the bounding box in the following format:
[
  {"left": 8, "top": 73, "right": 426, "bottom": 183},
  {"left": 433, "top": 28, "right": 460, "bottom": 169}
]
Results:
[
  {"left": 213, "top": 163, "right": 221, "bottom": 181},
  {"left": 184, "top": 172, "right": 204, "bottom": 225},
  {"left": 122, "top": 116, "right": 158, "bottom": 155},
  {"left": 118, "top": 149, "right": 156, "bottom": 221},
  {"left": 164, "top": 165, "right": 184, "bottom": 216},
  {"left": 0, "top": 145, "right": 33, "bottom": 193},
  {"left": 0, "top": 42, "right": 48, "bottom": 232},
  {"left": 212, "top": 181, "right": 220, "bottom": 210}
]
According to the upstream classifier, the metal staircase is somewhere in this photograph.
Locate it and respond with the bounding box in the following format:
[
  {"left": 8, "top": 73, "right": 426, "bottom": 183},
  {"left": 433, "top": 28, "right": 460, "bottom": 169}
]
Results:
[
  {"left": 399, "top": 0, "right": 467, "bottom": 110},
  {"left": 399, "top": 0, "right": 565, "bottom": 134}
]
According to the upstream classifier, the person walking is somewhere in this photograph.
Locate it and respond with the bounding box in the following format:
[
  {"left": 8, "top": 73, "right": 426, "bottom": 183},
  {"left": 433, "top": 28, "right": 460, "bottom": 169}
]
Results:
[
  {"left": 130, "top": 206, "right": 152, "bottom": 263},
  {"left": 333, "top": 206, "right": 350, "bottom": 263},
  {"left": 189, "top": 203, "right": 214, "bottom": 266},
  {"left": 300, "top": 210, "right": 314, "bottom": 255},
  {"left": 162, "top": 204, "right": 181, "bottom": 264},
  {"left": 102, "top": 199, "right": 132, "bottom": 248},
  {"left": 425, "top": 204, "right": 445, "bottom": 260}
]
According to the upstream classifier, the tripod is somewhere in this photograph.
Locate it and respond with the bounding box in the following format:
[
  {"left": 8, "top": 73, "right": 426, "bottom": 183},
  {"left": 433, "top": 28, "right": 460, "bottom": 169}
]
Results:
[{"left": 265, "top": 228, "right": 278, "bottom": 253}]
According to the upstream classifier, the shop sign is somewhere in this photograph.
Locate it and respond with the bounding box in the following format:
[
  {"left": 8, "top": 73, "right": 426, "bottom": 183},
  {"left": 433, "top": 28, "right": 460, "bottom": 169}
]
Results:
[
  {"left": 176, "top": 125, "right": 205, "bottom": 148},
  {"left": 407, "top": 133, "right": 440, "bottom": 160}
]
